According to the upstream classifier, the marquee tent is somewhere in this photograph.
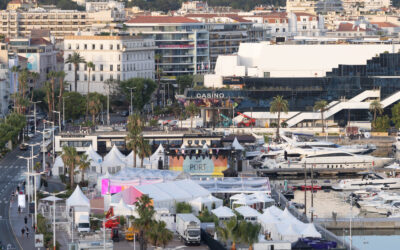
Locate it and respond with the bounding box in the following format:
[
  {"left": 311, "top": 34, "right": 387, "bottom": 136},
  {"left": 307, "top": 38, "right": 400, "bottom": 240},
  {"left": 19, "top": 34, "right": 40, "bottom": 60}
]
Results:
[
  {"left": 66, "top": 185, "right": 90, "bottom": 210},
  {"left": 211, "top": 206, "right": 236, "bottom": 221},
  {"left": 112, "top": 199, "right": 138, "bottom": 217},
  {"left": 104, "top": 145, "right": 126, "bottom": 162},
  {"left": 301, "top": 223, "right": 321, "bottom": 238},
  {"left": 101, "top": 149, "right": 126, "bottom": 174},
  {"left": 264, "top": 205, "right": 283, "bottom": 217},
  {"left": 52, "top": 156, "right": 64, "bottom": 176},
  {"left": 190, "top": 195, "right": 223, "bottom": 214},
  {"left": 234, "top": 206, "right": 260, "bottom": 222},
  {"left": 231, "top": 137, "right": 244, "bottom": 151},
  {"left": 85, "top": 145, "right": 103, "bottom": 173}
]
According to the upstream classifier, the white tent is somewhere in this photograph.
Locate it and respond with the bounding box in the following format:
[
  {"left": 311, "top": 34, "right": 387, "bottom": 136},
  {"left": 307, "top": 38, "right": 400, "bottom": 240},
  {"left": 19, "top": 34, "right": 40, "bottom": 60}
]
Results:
[
  {"left": 104, "top": 145, "right": 126, "bottom": 162},
  {"left": 232, "top": 137, "right": 244, "bottom": 151},
  {"left": 190, "top": 195, "right": 223, "bottom": 214},
  {"left": 52, "top": 156, "right": 64, "bottom": 176},
  {"left": 66, "top": 185, "right": 90, "bottom": 210},
  {"left": 258, "top": 209, "right": 281, "bottom": 233},
  {"left": 280, "top": 224, "right": 301, "bottom": 243},
  {"left": 41, "top": 196, "right": 63, "bottom": 202},
  {"left": 125, "top": 151, "right": 151, "bottom": 168},
  {"left": 301, "top": 223, "right": 321, "bottom": 238},
  {"left": 85, "top": 145, "right": 103, "bottom": 173},
  {"left": 101, "top": 149, "right": 127, "bottom": 174},
  {"left": 264, "top": 205, "right": 283, "bottom": 217},
  {"left": 279, "top": 208, "right": 302, "bottom": 225},
  {"left": 211, "top": 206, "right": 236, "bottom": 221},
  {"left": 249, "top": 192, "right": 275, "bottom": 209},
  {"left": 112, "top": 199, "right": 138, "bottom": 217},
  {"left": 235, "top": 206, "right": 260, "bottom": 222},
  {"left": 149, "top": 144, "right": 165, "bottom": 169}
]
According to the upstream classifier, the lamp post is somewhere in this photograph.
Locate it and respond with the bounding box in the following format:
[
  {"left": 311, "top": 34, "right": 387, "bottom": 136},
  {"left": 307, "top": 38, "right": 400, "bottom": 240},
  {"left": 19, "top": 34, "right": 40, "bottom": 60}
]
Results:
[
  {"left": 41, "top": 190, "right": 66, "bottom": 250},
  {"left": 18, "top": 155, "right": 37, "bottom": 205},
  {"left": 90, "top": 217, "right": 114, "bottom": 250},
  {"left": 35, "top": 126, "right": 46, "bottom": 172},
  {"left": 31, "top": 101, "right": 41, "bottom": 135},
  {"left": 26, "top": 171, "right": 45, "bottom": 231},
  {"left": 128, "top": 87, "right": 134, "bottom": 116},
  {"left": 45, "top": 120, "right": 55, "bottom": 163},
  {"left": 52, "top": 111, "right": 61, "bottom": 133}
]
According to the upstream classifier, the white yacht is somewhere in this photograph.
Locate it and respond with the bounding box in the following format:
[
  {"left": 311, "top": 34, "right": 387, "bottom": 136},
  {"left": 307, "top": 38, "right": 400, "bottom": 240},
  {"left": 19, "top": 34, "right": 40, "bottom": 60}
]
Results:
[
  {"left": 332, "top": 173, "right": 400, "bottom": 191},
  {"left": 276, "top": 147, "right": 393, "bottom": 169}
]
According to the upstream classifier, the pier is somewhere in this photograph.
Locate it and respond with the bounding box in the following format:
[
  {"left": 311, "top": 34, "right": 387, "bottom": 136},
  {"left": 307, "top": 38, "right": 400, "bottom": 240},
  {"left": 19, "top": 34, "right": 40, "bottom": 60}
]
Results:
[{"left": 315, "top": 217, "right": 400, "bottom": 230}]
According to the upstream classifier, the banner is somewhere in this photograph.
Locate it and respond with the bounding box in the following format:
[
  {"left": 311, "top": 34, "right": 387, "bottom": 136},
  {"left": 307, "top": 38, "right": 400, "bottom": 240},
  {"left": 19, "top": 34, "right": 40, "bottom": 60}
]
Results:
[
  {"left": 35, "top": 234, "right": 44, "bottom": 248},
  {"left": 18, "top": 194, "right": 26, "bottom": 208},
  {"left": 169, "top": 156, "right": 228, "bottom": 176}
]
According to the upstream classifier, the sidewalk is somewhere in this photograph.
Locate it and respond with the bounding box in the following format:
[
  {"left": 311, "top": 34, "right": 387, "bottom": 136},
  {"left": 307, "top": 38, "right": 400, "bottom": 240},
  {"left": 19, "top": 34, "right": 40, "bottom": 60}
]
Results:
[{"left": 9, "top": 198, "right": 35, "bottom": 250}]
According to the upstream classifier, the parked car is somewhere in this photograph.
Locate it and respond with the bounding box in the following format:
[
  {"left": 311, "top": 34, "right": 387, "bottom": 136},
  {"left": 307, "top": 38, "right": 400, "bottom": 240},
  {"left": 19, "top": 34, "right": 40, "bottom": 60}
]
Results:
[{"left": 19, "top": 143, "right": 28, "bottom": 151}]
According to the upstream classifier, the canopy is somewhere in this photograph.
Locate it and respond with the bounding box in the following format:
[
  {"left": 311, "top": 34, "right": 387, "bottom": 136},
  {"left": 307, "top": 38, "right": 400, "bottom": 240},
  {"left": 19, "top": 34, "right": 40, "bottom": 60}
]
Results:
[
  {"left": 149, "top": 144, "right": 165, "bottom": 169},
  {"left": 232, "top": 195, "right": 257, "bottom": 206},
  {"left": 112, "top": 199, "right": 138, "bottom": 217},
  {"left": 41, "top": 196, "right": 63, "bottom": 202},
  {"left": 190, "top": 195, "right": 223, "bottom": 214},
  {"left": 85, "top": 145, "right": 103, "bottom": 164},
  {"left": 232, "top": 137, "right": 244, "bottom": 151},
  {"left": 230, "top": 193, "right": 248, "bottom": 201},
  {"left": 211, "top": 206, "right": 235, "bottom": 218},
  {"left": 101, "top": 148, "right": 126, "bottom": 171},
  {"left": 104, "top": 145, "right": 126, "bottom": 162},
  {"left": 301, "top": 223, "right": 321, "bottom": 238},
  {"left": 235, "top": 205, "right": 260, "bottom": 218},
  {"left": 264, "top": 205, "right": 283, "bottom": 217},
  {"left": 54, "top": 156, "right": 64, "bottom": 168},
  {"left": 66, "top": 185, "right": 90, "bottom": 210},
  {"left": 249, "top": 192, "right": 275, "bottom": 203}
]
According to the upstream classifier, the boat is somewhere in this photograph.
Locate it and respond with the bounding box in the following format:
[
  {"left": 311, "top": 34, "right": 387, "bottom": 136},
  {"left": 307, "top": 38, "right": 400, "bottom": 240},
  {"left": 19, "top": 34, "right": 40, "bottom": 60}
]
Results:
[{"left": 332, "top": 173, "right": 400, "bottom": 191}]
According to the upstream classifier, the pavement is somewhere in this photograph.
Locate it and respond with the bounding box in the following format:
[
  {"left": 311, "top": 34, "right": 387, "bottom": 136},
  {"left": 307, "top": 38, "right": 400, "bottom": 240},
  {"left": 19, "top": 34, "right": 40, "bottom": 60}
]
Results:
[{"left": 0, "top": 131, "right": 44, "bottom": 250}]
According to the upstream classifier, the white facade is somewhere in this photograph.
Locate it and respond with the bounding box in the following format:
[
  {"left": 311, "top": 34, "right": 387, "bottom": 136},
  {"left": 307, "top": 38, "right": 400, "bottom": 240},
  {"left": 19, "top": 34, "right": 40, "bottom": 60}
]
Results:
[
  {"left": 205, "top": 43, "right": 400, "bottom": 87},
  {"left": 64, "top": 35, "right": 156, "bottom": 94},
  {"left": 85, "top": 0, "right": 125, "bottom": 12}
]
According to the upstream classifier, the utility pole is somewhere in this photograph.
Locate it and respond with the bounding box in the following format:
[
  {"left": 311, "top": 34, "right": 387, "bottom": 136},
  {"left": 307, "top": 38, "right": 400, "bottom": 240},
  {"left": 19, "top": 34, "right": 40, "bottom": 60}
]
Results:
[
  {"left": 62, "top": 96, "right": 70, "bottom": 129},
  {"left": 31, "top": 101, "right": 41, "bottom": 135},
  {"left": 304, "top": 161, "right": 307, "bottom": 217},
  {"left": 52, "top": 111, "right": 61, "bottom": 133},
  {"left": 128, "top": 87, "right": 135, "bottom": 116},
  {"left": 311, "top": 163, "right": 314, "bottom": 222}
]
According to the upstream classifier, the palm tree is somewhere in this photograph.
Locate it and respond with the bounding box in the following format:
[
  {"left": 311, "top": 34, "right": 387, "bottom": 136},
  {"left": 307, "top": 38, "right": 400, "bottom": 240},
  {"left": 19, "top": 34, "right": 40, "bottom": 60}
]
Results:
[
  {"left": 137, "top": 137, "right": 151, "bottom": 168},
  {"left": 47, "top": 71, "right": 58, "bottom": 120},
  {"left": 85, "top": 62, "right": 95, "bottom": 121},
  {"left": 314, "top": 100, "right": 328, "bottom": 133},
  {"left": 18, "top": 69, "right": 29, "bottom": 114},
  {"left": 217, "top": 217, "right": 241, "bottom": 250},
  {"left": 126, "top": 113, "right": 143, "bottom": 168},
  {"left": 61, "top": 146, "right": 80, "bottom": 188},
  {"left": 134, "top": 194, "right": 155, "bottom": 250},
  {"left": 270, "top": 95, "right": 289, "bottom": 140},
  {"left": 57, "top": 71, "right": 66, "bottom": 112},
  {"left": 155, "top": 53, "right": 163, "bottom": 105},
  {"left": 185, "top": 102, "right": 199, "bottom": 132},
  {"left": 88, "top": 95, "right": 101, "bottom": 125},
  {"left": 239, "top": 221, "right": 261, "bottom": 250},
  {"left": 11, "top": 66, "right": 20, "bottom": 109},
  {"left": 65, "top": 52, "right": 86, "bottom": 92},
  {"left": 44, "top": 81, "right": 52, "bottom": 118},
  {"left": 147, "top": 220, "right": 173, "bottom": 248},
  {"left": 78, "top": 154, "right": 91, "bottom": 184},
  {"left": 370, "top": 100, "right": 383, "bottom": 125},
  {"left": 29, "top": 71, "right": 40, "bottom": 104}
]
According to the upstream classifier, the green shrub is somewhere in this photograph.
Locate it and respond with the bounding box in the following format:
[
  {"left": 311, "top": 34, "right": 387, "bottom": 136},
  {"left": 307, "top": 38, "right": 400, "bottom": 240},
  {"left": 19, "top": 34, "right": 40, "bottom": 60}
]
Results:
[{"left": 175, "top": 202, "right": 192, "bottom": 213}]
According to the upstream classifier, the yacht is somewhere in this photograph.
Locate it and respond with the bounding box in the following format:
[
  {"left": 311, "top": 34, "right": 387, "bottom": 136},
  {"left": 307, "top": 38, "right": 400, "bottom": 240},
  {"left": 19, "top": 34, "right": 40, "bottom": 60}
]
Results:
[
  {"left": 276, "top": 147, "right": 393, "bottom": 169},
  {"left": 332, "top": 173, "right": 400, "bottom": 191}
]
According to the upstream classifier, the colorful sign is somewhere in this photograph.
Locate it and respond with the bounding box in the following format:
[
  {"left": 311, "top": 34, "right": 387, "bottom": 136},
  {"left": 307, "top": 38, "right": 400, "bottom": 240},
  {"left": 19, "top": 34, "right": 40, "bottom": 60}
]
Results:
[
  {"left": 26, "top": 53, "right": 38, "bottom": 71},
  {"left": 169, "top": 156, "right": 228, "bottom": 176},
  {"left": 35, "top": 234, "right": 44, "bottom": 248}
]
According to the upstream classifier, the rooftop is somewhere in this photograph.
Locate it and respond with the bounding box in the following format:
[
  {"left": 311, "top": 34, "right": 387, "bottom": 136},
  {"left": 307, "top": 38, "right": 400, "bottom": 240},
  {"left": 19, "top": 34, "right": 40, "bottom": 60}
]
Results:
[
  {"left": 126, "top": 16, "right": 201, "bottom": 24},
  {"left": 370, "top": 22, "right": 399, "bottom": 28}
]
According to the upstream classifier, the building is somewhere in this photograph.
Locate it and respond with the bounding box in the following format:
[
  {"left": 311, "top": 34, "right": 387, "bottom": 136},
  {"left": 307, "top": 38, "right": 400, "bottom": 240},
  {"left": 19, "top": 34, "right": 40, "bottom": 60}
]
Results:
[
  {"left": 286, "top": 0, "right": 316, "bottom": 14},
  {"left": 326, "top": 22, "right": 374, "bottom": 37},
  {"left": 125, "top": 16, "right": 209, "bottom": 79},
  {"left": 0, "top": 43, "right": 10, "bottom": 117},
  {"left": 184, "top": 14, "right": 269, "bottom": 70},
  {"left": 0, "top": 8, "right": 125, "bottom": 39},
  {"left": 314, "top": 0, "right": 343, "bottom": 14},
  {"left": 179, "top": 1, "right": 210, "bottom": 14},
  {"left": 341, "top": 0, "right": 391, "bottom": 14},
  {"left": 63, "top": 35, "right": 156, "bottom": 94},
  {"left": 85, "top": 0, "right": 125, "bottom": 12}
]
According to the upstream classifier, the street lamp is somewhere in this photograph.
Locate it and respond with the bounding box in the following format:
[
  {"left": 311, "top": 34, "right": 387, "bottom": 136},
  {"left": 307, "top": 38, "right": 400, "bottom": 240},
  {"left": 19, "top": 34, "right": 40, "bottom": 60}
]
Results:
[
  {"left": 44, "top": 120, "right": 55, "bottom": 163},
  {"left": 128, "top": 87, "right": 135, "bottom": 116},
  {"left": 25, "top": 171, "right": 45, "bottom": 230},
  {"left": 90, "top": 217, "right": 115, "bottom": 250},
  {"left": 30, "top": 101, "right": 41, "bottom": 135},
  {"left": 52, "top": 111, "right": 61, "bottom": 133},
  {"left": 41, "top": 190, "right": 66, "bottom": 250}
]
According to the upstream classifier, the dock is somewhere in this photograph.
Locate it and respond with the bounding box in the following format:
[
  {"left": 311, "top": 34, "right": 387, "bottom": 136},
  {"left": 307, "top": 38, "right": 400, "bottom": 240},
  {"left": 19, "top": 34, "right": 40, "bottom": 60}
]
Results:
[{"left": 314, "top": 217, "right": 400, "bottom": 230}]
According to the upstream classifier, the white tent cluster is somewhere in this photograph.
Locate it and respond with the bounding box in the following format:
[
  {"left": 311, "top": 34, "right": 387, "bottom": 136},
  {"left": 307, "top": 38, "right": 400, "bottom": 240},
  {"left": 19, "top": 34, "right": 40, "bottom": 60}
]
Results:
[
  {"left": 258, "top": 206, "right": 321, "bottom": 243},
  {"left": 195, "top": 177, "right": 271, "bottom": 194},
  {"left": 230, "top": 192, "right": 275, "bottom": 210}
]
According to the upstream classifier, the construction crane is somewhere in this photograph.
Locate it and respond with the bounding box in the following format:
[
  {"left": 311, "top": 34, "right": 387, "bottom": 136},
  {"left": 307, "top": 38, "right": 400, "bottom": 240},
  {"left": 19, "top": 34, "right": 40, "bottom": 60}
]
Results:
[
  {"left": 236, "top": 112, "right": 256, "bottom": 127},
  {"left": 219, "top": 113, "right": 233, "bottom": 127}
]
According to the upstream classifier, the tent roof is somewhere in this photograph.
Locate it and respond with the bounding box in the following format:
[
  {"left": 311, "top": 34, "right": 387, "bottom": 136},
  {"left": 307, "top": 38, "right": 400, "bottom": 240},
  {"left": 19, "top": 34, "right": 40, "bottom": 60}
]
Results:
[
  {"left": 66, "top": 185, "right": 90, "bottom": 209},
  {"left": 249, "top": 192, "right": 274, "bottom": 203},
  {"left": 53, "top": 156, "right": 64, "bottom": 168},
  {"left": 301, "top": 223, "right": 321, "bottom": 238},
  {"left": 231, "top": 137, "right": 244, "bottom": 150},
  {"left": 235, "top": 205, "right": 260, "bottom": 217},
  {"left": 258, "top": 209, "right": 280, "bottom": 224},
  {"left": 104, "top": 145, "right": 126, "bottom": 162},
  {"left": 41, "top": 196, "right": 63, "bottom": 202},
  {"left": 173, "top": 179, "right": 210, "bottom": 198},
  {"left": 85, "top": 145, "right": 103, "bottom": 164},
  {"left": 211, "top": 206, "right": 235, "bottom": 218},
  {"left": 230, "top": 193, "right": 248, "bottom": 201},
  {"left": 232, "top": 196, "right": 257, "bottom": 206},
  {"left": 102, "top": 148, "right": 126, "bottom": 168},
  {"left": 110, "top": 168, "right": 180, "bottom": 181},
  {"left": 191, "top": 195, "right": 222, "bottom": 204},
  {"left": 264, "top": 205, "right": 283, "bottom": 217}
]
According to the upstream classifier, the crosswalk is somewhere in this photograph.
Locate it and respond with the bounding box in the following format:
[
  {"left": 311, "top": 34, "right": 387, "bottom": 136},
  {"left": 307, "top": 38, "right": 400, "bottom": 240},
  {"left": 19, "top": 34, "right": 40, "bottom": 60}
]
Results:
[{"left": 0, "top": 165, "right": 26, "bottom": 169}]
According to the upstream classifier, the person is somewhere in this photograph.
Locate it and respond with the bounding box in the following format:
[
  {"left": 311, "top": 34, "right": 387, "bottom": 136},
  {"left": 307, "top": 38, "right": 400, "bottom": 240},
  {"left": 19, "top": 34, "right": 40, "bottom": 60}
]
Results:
[
  {"left": 18, "top": 206, "right": 20, "bottom": 214},
  {"left": 21, "top": 228, "right": 25, "bottom": 237},
  {"left": 24, "top": 216, "right": 27, "bottom": 225},
  {"left": 26, "top": 230, "right": 29, "bottom": 238}
]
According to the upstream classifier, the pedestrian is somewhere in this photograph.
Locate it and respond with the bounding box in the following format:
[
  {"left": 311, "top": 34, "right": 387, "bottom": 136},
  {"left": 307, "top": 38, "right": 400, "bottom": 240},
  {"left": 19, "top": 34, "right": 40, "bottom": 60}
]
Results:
[
  {"left": 24, "top": 216, "right": 27, "bottom": 225},
  {"left": 21, "top": 228, "right": 25, "bottom": 237},
  {"left": 18, "top": 206, "right": 20, "bottom": 214},
  {"left": 26, "top": 230, "right": 29, "bottom": 238}
]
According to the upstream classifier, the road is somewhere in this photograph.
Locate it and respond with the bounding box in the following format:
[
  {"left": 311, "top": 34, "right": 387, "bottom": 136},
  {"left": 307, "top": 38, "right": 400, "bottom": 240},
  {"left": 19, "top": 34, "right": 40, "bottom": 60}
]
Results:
[{"left": 0, "top": 133, "right": 43, "bottom": 250}]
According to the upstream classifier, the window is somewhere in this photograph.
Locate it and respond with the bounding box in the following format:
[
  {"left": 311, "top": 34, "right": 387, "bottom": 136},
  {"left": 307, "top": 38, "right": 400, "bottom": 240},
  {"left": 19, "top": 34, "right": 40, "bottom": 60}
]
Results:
[
  {"left": 282, "top": 28, "right": 286, "bottom": 32},
  {"left": 109, "top": 44, "right": 113, "bottom": 50},
  {"left": 84, "top": 44, "right": 87, "bottom": 49},
  {"left": 100, "top": 74, "right": 103, "bottom": 81},
  {"left": 92, "top": 74, "right": 95, "bottom": 81},
  {"left": 302, "top": 26, "right": 307, "bottom": 30},
  {"left": 117, "top": 44, "right": 120, "bottom": 50},
  {"left": 76, "top": 74, "right": 80, "bottom": 81},
  {"left": 110, "top": 65, "right": 113, "bottom": 71},
  {"left": 92, "top": 44, "right": 95, "bottom": 50},
  {"left": 117, "top": 65, "right": 120, "bottom": 71},
  {"left": 275, "top": 28, "right": 279, "bottom": 32},
  {"left": 117, "top": 74, "right": 120, "bottom": 81},
  {"left": 84, "top": 64, "right": 87, "bottom": 71},
  {"left": 84, "top": 74, "right": 87, "bottom": 81},
  {"left": 100, "top": 44, "right": 103, "bottom": 50},
  {"left": 100, "top": 64, "right": 103, "bottom": 71},
  {"left": 67, "top": 44, "right": 71, "bottom": 49},
  {"left": 76, "top": 44, "right": 79, "bottom": 50},
  {"left": 302, "top": 18, "right": 306, "bottom": 22}
]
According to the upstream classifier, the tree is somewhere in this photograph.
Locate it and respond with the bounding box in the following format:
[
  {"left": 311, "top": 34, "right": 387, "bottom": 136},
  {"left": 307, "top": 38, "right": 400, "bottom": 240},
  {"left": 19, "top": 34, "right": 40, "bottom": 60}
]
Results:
[
  {"left": 63, "top": 92, "right": 86, "bottom": 121},
  {"left": 85, "top": 62, "right": 95, "bottom": 121},
  {"left": 370, "top": 100, "right": 383, "bottom": 125},
  {"left": 134, "top": 195, "right": 155, "bottom": 250},
  {"left": 239, "top": 221, "right": 261, "bottom": 250},
  {"left": 29, "top": 71, "right": 40, "bottom": 104},
  {"left": 119, "top": 78, "right": 157, "bottom": 111},
  {"left": 126, "top": 113, "right": 143, "bottom": 168},
  {"left": 18, "top": 69, "right": 29, "bottom": 113},
  {"left": 137, "top": 137, "right": 151, "bottom": 168},
  {"left": 11, "top": 66, "right": 20, "bottom": 109},
  {"left": 217, "top": 217, "right": 241, "bottom": 250},
  {"left": 270, "top": 96, "right": 289, "bottom": 140},
  {"left": 185, "top": 102, "right": 199, "bottom": 132},
  {"left": 392, "top": 102, "right": 400, "bottom": 128},
  {"left": 78, "top": 154, "right": 91, "bottom": 183},
  {"left": 47, "top": 71, "right": 58, "bottom": 120},
  {"left": 155, "top": 53, "right": 163, "bottom": 106},
  {"left": 44, "top": 81, "right": 53, "bottom": 119},
  {"left": 175, "top": 202, "right": 192, "bottom": 213},
  {"left": 314, "top": 100, "right": 328, "bottom": 133},
  {"left": 373, "top": 115, "right": 390, "bottom": 132},
  {"left": 57, "top": 71, "right": 66, "bottom": 112},
  {"left": 61, "top": 146, "right": 80, "bottom": 188},
  {"left": 147, "top": 220, "right": 173, "bottom": 248},
  {"left": 176, "top": 75, "right": 193, "bottom": 94},
  {"left": 88, "top": 95, "right": 101, "bottom": 125},
  {"left": 65, "top": 52, "right": 86, "bottom": 92}
]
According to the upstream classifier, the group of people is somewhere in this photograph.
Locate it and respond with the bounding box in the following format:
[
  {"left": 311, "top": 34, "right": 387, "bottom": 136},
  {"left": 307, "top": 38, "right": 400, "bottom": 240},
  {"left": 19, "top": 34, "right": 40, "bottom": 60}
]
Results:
[{"left": 21, "top": 216, "right": 30, "bottom": 238}]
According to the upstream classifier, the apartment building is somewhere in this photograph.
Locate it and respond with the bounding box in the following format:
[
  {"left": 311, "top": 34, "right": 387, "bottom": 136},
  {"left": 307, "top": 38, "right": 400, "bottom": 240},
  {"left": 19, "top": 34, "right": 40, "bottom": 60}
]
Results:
[
  {"left": 0, "top": 44, "right": 10, "bottom": 117},
  {"left": 63, "top": 35, "right": 156, "bottom": 94},
  {"left": 185, "top": 14, "right": 269, "bottom": 70},
  {"left": 125, "top": 16, "right": 209, "bottom": 79},
  {"left": 342, "top": 0, "right": 391, "bottom": 14},
  {"left": 0, "top": 8, "right": 125, "bottom": 39},
  {"left": 286, "top": 0, "right": 316, "bottom": 14}
]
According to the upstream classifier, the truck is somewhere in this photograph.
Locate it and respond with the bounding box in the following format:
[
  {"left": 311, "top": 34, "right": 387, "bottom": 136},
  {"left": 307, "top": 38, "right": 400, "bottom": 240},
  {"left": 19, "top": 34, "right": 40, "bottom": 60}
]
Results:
[
  {"left": 77, "top": 214, "right": 90, "bottom": 233},
  {"left": 236, "top": 112, "right": 256, "bottom": 127},
  {"left": 176, "top": 213, "right": 201, "bottom": 245}
]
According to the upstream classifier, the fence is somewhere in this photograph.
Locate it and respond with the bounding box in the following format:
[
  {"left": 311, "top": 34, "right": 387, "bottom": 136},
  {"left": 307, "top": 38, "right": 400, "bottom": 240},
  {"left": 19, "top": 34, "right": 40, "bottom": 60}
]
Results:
[{"left": 201, "top": 229, "right": 227, "bottom": 250}]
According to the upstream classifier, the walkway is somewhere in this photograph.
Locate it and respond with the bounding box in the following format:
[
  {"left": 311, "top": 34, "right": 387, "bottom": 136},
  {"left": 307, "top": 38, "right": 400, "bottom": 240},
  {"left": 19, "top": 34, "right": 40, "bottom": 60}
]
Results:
[{"left": 9, "top": 197, "right": 35, "bottom": 250}]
